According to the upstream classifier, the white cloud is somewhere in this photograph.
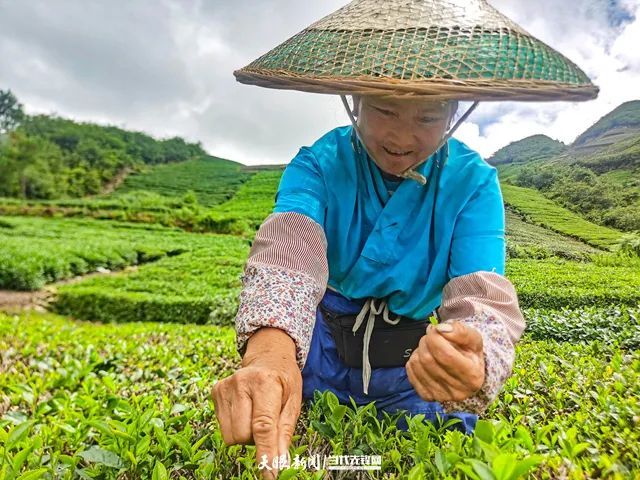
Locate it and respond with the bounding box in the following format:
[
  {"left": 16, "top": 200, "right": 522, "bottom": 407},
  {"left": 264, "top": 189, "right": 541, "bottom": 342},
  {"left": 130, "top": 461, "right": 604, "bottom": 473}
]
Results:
[
  {"left": 457, "top": 0, "right": 640, "bottom": 158},
  {"left": 0, "top": 0, "right": 637, "bottom": 164}
]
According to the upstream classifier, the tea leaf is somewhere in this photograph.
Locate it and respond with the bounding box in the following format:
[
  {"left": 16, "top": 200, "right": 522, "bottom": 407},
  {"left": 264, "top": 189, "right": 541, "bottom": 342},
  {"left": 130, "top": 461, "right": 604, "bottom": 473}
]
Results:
[
  {"left": 78, "top": 446, "right": 124, "bottom": 469},
  {"left": 152, "top": 461, "right": 168, "bottom": 480}
]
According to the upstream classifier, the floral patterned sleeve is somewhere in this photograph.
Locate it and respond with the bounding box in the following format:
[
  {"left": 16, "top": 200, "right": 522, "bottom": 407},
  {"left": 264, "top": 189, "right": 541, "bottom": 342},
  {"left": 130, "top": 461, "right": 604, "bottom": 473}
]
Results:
[
  {"left": 235, "top": 212, "right": 329, "bottom": 370},
  {"left": 437, "top": 271, "right": 526, "bottom": 415}
]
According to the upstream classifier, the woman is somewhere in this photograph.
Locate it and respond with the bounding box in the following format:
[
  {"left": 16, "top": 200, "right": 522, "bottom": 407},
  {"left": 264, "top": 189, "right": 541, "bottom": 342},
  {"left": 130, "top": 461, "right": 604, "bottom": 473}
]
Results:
[{"left": 212, "top": 0, "right": 598, "bottom": 476}]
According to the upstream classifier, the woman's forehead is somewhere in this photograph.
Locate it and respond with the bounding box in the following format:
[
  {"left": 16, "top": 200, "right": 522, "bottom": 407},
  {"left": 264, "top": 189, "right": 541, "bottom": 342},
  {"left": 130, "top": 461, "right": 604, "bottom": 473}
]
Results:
[{"left": 363, "top": 95, "right": 449, "bottom": 113}]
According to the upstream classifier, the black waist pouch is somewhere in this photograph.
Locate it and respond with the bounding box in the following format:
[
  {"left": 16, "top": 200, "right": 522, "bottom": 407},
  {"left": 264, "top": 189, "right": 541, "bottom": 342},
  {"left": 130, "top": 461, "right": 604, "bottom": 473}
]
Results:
[{"left": 320, "top": 302, "right": 429, "bottom": 368}]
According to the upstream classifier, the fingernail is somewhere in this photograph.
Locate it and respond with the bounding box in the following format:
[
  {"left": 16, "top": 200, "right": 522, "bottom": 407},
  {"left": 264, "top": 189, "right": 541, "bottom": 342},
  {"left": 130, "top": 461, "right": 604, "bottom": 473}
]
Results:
[{"left": 436, "top": 323, "right": 453, "bottom": 333}]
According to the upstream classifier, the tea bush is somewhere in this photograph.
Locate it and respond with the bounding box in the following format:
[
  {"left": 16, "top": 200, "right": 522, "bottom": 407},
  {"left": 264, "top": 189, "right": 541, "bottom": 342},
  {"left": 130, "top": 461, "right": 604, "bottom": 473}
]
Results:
[
  {"left": 0, "top": 170, "right": 282, "bottom": 236},
  {"left": 53, "top": 247, "right": 247, "bottom": 326},
  {"left": 113, "top": 157, "right": 251, "bottom": 206},
  {"left": 505, "top": 210, "right": 601, "bottom": 261},
  {"left": 523, "top": 305, "right": 640, "bottom": 349},
  {"left": 50, "top": 253, "right": 640, "bottom": 326},
  {"left": 0, "top": 216, "right": 244, "bottom": 290},
  {"left": 0, "top": 312, "right": 638, "bottom": 479},
  {"left": 502, "top": 184, "right": 623, "bottom": 249},
  {"left": 506, "top": 258, "right": 640, "bottom": 309}
]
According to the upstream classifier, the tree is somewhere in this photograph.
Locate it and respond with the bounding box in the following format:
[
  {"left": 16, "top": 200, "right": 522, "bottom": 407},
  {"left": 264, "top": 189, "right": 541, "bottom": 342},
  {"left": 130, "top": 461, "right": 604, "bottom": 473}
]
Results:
[
  {"left": 0, "top": 132, "right": 63, "bottom": 199},
  {"left": 0, "top": 89, "right": 25, "bottom": 134},
  {"left": 0, "top": 108, "right": 210, "bottom": 199}
]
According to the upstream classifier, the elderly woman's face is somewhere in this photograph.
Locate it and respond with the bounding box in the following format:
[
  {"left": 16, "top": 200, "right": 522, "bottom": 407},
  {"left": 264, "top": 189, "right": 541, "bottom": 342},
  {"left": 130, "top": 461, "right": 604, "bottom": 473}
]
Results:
[{"left": 355, "top": 96, "right": 454, "bottom": 176}]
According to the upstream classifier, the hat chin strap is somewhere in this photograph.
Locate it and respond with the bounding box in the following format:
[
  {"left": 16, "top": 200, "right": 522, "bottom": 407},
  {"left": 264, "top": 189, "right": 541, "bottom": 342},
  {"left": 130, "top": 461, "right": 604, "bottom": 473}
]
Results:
[{"left": 340, "top": 95, "right": 479, "bottom": 185}]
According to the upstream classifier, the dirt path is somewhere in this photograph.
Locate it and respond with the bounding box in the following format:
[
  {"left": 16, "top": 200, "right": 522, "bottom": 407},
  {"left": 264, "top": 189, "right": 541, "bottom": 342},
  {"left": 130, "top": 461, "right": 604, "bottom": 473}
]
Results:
[
  {"left": 99, "top": 166, "right": 132, "bottom": 195},
  {"left": 0, "top": 266, "right": 138, "bottom": 313},
  {"left": 0, "top": 290, "right": 52, "bottom": 312}
]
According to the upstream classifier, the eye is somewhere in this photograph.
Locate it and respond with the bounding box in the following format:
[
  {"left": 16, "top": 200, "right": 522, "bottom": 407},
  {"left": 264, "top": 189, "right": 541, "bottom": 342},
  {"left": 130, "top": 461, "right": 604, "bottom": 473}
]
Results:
[
  {"left": 373, "top": 106, "right": 395, "bottom": 117},
  {"left": 419, "top": 116, "right": 438, "bottom": 124}
]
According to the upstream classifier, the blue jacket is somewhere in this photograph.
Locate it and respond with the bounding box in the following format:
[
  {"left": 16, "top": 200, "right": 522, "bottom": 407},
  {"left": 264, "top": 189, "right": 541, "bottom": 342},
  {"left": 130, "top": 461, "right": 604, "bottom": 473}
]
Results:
[{"left": 274, "top": 125, "right": 506, "bottom": 318}]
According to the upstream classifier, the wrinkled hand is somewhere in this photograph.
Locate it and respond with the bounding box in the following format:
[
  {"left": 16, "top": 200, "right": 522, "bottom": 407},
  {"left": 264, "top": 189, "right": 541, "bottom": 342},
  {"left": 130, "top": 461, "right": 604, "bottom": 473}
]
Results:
[
  {"left": 211, "top": 328, "right": 302, "bottom": 479},
  {"left": 406, "top": 321, "right": 485, "bottom": 403}
]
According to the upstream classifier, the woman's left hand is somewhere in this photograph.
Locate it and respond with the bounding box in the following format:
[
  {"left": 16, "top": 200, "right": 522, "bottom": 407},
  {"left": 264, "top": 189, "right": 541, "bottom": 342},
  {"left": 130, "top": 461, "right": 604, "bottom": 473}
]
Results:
[{"left": 406, "top": 321, "right": 485, "bottom": 403}]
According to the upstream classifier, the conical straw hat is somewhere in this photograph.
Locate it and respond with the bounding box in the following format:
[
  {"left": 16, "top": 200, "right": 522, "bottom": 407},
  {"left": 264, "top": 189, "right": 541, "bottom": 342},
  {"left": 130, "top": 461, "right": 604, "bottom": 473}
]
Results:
[{"left": 235, "top": 0, "right": 598, "bottom": 101}]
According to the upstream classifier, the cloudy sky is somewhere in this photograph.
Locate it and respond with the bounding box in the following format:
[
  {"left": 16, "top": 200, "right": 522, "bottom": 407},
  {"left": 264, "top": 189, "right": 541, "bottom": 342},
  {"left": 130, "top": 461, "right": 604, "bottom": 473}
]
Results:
[{"left": 0, "top": 0, "right": 638, "bottom": 165}]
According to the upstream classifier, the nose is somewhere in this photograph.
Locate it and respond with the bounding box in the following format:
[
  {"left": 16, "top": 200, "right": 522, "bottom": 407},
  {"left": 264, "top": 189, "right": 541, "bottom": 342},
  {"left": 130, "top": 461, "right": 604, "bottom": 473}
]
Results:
[{"left": 386, "top": 117, "right": 420, "bottom": 150}]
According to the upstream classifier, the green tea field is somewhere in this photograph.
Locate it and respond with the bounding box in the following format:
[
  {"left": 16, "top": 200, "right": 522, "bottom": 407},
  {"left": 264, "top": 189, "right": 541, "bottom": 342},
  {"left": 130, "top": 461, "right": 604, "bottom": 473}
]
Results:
[{"left": 1, "top": 151, "right": 639, "bottom": 479}]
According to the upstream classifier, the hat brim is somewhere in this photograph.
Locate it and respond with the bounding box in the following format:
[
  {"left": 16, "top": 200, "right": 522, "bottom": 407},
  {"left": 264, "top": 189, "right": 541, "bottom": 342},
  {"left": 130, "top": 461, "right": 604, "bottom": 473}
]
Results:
[{"left": 234, "top": 69, "right": 599, "bottom": 102}]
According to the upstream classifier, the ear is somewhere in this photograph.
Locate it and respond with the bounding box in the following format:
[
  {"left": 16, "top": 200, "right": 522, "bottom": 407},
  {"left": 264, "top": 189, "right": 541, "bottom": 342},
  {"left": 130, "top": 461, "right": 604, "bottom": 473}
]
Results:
[
  {"left": 351, "top": 95, "right": 361, "bottom": 117},
  {"left": 448, "top": 101, "right": 459, "bottom": 128}
]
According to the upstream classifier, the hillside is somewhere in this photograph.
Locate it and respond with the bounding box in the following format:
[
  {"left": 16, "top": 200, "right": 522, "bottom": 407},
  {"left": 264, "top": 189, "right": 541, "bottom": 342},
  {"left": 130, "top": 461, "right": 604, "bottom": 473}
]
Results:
[
  {"left": 112, "top": 157, "right": 251, "bottom": 206},
  {"left": 495, "top": 100, "right": 640, "bottom": 232},
  {"left": 0, "top": 113, "right": 210, "bottom": 200},
  {"left": 505, "top": 210, "right": 601, "bottom": 260},
  {"left": 491, "top": 100, "right": 640, "bottom": 171},
  {"left": 568, "top": 134, "right": 640, "bottom": 173},
  {"left": 501, "top": 184, "right": 624, "bottom": 249},
  {"left": 572, "top": 100, "right": 640, "bottom": 149},
  {"left": 1, "top": 88, "right": 636, "bottom": 242}
]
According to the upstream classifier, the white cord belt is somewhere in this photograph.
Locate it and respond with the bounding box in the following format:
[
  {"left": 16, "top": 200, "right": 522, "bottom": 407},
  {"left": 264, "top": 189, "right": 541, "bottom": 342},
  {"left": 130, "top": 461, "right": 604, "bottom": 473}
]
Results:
[{"left": 352, "top": 297, "right": 400, "bottom": 395}]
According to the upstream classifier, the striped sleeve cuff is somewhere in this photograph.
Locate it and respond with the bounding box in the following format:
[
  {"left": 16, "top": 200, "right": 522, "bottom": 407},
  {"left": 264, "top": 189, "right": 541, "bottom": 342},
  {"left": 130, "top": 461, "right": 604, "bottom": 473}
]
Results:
[
  {"left": 438, "top": 271, "right": 525, "bottom": 415},
  {"left": 235, "top": 212, "right": 328, "bottom": 370},
  {"left": 438, "top": 271, "right": 525, "bottom": 345}
]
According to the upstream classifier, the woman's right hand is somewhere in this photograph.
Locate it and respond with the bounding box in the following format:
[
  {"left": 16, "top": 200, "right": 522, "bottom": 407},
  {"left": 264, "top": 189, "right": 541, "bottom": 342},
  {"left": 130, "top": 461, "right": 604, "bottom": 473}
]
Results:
[{"left": 211, "top": 327, "right": 302, "bottom": 479}]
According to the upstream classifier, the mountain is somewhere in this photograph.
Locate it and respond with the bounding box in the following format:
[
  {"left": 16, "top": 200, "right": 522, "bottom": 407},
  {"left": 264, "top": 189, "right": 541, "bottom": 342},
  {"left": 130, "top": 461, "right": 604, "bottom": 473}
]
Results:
[
  {"left": 488, "top": 134, "right": 567, "bottom": 166},
  {"left": 572, "top": 100, "right": 640, "bottom": 151},
  {"left": 569, "top": 134, "right": 640, "bottom": 174},
  {"left": 491, "top": 100, "right": 640, "bottom": 171},
  {"left": 494, "top": 100, "right": 640, "bottom": 233},
  {"left": 558, "top": 100, "right": 640, "bottom": 173}
]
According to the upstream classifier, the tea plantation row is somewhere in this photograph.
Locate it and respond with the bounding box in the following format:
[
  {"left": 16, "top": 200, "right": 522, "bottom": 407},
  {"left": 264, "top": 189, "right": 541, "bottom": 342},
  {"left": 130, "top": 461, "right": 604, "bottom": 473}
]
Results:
[
  {"left": 1, "top": 272, "right": 638, "bottom": 479},
  {"left": 48, "top": 252, "right": 640, "bottom": 327},
  {"left": 0, "top": 216, "right": 247, "bottom": 291},
  {"left": 501, "top": 184, "right": 623, "bottom": 249},
  {"left": 113, "top": 157, "right": 252, "bottom": 206},
  {"left": 0, "top": 170, "right": 282, "bottom": 237}
]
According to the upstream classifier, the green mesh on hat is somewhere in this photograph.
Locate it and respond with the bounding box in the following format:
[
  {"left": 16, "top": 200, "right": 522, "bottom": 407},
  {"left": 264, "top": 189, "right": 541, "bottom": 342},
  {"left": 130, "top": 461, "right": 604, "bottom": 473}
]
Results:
[{"left": 234, "top": 0, "right": 598, "bottom": 101}]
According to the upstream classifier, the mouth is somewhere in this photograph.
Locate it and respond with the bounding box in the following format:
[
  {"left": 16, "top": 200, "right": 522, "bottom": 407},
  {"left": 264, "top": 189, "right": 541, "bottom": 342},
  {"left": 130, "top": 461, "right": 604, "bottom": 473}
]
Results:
[{"left": 383, "top": 146, "right": 413, "bottom": 157}]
